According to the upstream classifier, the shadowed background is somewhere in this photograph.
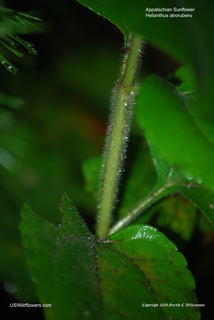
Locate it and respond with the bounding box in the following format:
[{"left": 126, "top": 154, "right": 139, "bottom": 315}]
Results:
[{"left": 0, "top": 0, "right": 213, "bottom": 319}]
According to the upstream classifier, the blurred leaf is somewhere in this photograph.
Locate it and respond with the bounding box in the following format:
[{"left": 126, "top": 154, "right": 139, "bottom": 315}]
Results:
[
  {"left": 0, "top": 5, "right": 41, "bottom": 74},
  {"left": 0, "top": 104, "right": 99, "bottom": 301},
  {"left": 117, "top": 145, "right": 156, "bottom": 219},
  {"left": 137, "top": 75, "right": 214, "bottom": 191},
  {"left": 82, "top": 156, "right": 101, "bottom": 200},
  {"left": 174, "top": 65, "right": 197, "bottom": 97},
  {"left": 198, "top": 214, "right": 214, "bottom": 234},
  {"left": 10, "top": 35, "right": 38, "bottom": 55},
  {"left": 156, "top": 195, "right": 197, "bottom": 241},
  {"left": 0, "top": 145, "right": 16, "bottom": 172},
  {"left": 0, "top": 40, "right": 24, "bottom": 57},
  {"left": 179, "top": 186, "right": 214, "bottom": 226},
  {"left": 0, "top": 6, "right": 42, "bottom": 35},
  {"left": 0, "top": 92, "right": 24, "bottom": 110},
  {"left": 20, "top": 196, "right": 200, "bottom": 319},
  {"left": 0, "top": 53, "right": 17, "bottom": 74},
  {"left": 56, "top": 47, "right": 120, "bottom": 108},
  {"left": 0, "top": 220, "right": 36, "bottom": 300}
]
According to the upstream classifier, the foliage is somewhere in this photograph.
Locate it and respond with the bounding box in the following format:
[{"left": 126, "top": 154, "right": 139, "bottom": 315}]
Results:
[
  {"left": 20, "top": 194, "right": 199, "bottom": 320},
  {"left": 1, "top": 0, "right": 214, "bottom": 319},
  {"left": 0, "top": 5, "right": 41, "bottom": 74}
]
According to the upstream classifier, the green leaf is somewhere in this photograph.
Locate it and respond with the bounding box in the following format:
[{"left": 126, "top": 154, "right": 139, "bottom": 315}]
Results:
[
  {"left": 105, "top": 225, "right": 199, "bottom": 320},
  {"left": 178, "top": 186, "right": 214, "bottom": 226},
  {"left": 20, "top": 194, "right": 200, "bottom": 319},
  {"left": 135, "top": 74, "right": 214, "bottom": 227},
  {"left": 9, "top": 35, "right": 38, "bottom": 55},
  {"left": 117, "top": 145, "right": 156, "bottom": 220},
  {"left": 0, "top": 92, "right": 24, "bottom": 110},
  {"left": 58, "top": 193, "right": 92, "bottom": 237},
  {"left": 174, "top": 65, "right": 197, "bottom": 97},
  {"left": 0, "top": 40, "right": 24, "bottom": 58},
  {"left": 82, "top": 156, "right": 101, "bottom": 200},
  {"left": 0, "top": 5, "right": 41, "bottom": 74},
  {"left": 20, "top": 193, "right": 103, "bottom": 319},
  {"left": 135, "top": 107, "right": 214, "bottom": 228},
  {"left": 0, "top": 53, "right": 17, "bottom": 74},
  {"left": 107, "top": 75, "right": 214, "bottom": 234},
  {"left": 56, "top": 46, "right": 120, "bottom": 107},
  {"left": 76, "top": 0, "right": 130, "bottom": 42},
  {"left": 155, "top": 195, "right": 197, "bottom": 241},
  {"left": 198, "top": 213, "right": 214, "bottom": 233},
  {"left": 137, "top": 75, "right": 214, "bottom": 191},
  {"left": 0, "top": 197, "right": 36, "bottom": 300},
  {"left": 76, "top": 0, "right": 214, "bottom": 144},
  {"left": 113, "top": 0, "right": 214, "bottom": 114}
]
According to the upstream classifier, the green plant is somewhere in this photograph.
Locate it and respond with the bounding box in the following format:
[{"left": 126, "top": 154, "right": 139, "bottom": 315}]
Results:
[
  {"left": 8, "top": 0, "right": 213, "bottom": 319},
  {"left": 0, "top": 5, "right": 41, "bottom": 74}
]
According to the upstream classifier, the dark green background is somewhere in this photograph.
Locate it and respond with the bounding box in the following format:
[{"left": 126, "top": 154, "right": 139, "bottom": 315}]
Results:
[{"left": 1, "top": 0, "right": 213, "bottom": 319}]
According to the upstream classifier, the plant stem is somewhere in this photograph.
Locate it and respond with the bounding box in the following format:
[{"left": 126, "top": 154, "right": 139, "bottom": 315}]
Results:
[
  {"left": 96, "top": 34, "right": 143, "bottom": 240},
  {"left": 108, "top": 181, "right": 176, "bottom": 236}
]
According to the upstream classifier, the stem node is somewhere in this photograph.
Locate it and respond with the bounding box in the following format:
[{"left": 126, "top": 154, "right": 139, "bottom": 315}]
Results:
[{"left": 96, "top": 34, "right": 143, "bottom": 240}]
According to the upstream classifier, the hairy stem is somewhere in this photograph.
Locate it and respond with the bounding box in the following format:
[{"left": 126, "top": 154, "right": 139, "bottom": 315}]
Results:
[{"left": 96, "top": 34, "right": 143, "bottom": 239}]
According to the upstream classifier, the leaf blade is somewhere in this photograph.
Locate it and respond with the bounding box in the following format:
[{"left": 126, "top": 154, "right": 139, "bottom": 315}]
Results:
[
  {"left": 76, "top": 0, "right": 214, "bottom": 144},
  {"left": 20, "top": 195, "right": 103, "bottom": 320},
  {"left": 98, "top": 225, "right": 200, "bottom": 319},
  {"left": 137, "top": 75, "right": 214, "bottom": 191},
  {"left": 75, "top": 0, "right": 130, "bottom": 42},
  {"left": 20, "top": 196, "right": 200, "bottom": 319}
]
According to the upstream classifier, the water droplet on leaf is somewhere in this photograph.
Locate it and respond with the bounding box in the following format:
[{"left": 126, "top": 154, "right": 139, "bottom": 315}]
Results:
[
  {"left": 196, "top": 176, "right": 203, "bottom": 184},
  {"left": 209, "top": 204, "right": 214, "bottom": 210},
  {"left": 186, "top": 172, "right": 193, "bottom": 181}
]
